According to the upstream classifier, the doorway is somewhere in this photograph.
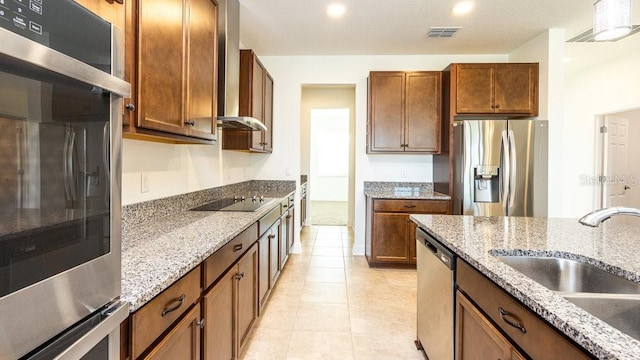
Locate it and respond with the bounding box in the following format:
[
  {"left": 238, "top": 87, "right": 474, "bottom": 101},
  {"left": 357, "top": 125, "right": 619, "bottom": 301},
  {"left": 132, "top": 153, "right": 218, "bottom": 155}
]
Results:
[
  {"left": 300, "top": 85, "right": 355, "bottom": 228},
  {"left": 597, "top": 108, "right": 640, "bottom": 226}
]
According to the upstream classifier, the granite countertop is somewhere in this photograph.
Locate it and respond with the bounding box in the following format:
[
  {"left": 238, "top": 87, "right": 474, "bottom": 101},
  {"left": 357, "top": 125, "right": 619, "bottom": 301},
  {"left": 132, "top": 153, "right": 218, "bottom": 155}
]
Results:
[
  {"left": 410, "top": 215, "right": 640, "bottom": 360},
  {"left": 121, "top": 184, "right": 295, "bottom": 312},
  {"left": 363, "top": 181, "right": 450, "bottom": 200}
]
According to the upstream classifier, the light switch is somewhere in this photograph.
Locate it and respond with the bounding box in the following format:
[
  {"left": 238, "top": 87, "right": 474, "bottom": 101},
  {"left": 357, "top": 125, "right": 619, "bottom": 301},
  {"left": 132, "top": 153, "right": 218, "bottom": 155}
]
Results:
[{"left": 141, "top": 172, "right": 150, "bottom": 193}]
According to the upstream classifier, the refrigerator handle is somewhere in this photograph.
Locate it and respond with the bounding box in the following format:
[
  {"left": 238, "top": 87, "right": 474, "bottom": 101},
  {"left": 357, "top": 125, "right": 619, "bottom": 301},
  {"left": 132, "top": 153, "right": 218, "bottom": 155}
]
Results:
[
  {"left": 508, "top": 130, "right": 517, "bottom": 209},
  {"left": 501, "top": 130, "right": 510, "bottom": 211}
]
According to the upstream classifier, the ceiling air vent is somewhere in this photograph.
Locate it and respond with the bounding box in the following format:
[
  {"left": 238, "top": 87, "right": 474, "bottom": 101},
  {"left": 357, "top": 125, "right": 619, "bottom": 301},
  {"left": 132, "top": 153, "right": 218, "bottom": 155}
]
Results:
[
  {"left": 428, "top": 27, "right": 462, "bottom": 38},
  {"left": 567, "top": 25, "right": 640, "bottom": 42}
]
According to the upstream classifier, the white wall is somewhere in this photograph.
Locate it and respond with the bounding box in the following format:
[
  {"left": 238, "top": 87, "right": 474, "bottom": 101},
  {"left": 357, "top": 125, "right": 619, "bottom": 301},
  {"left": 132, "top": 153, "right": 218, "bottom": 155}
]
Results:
[
  {"left": 509, "top": 29, "right": 566, "bottom": 217},
  {"left": 122, "top": 139, "right": 258, "bottom": 205},
  {"left": 561, "top": 33, "right": 640, "bottom": 217},
  {"left": 258, "top": 54, "right": 508, "bottom": 255}
]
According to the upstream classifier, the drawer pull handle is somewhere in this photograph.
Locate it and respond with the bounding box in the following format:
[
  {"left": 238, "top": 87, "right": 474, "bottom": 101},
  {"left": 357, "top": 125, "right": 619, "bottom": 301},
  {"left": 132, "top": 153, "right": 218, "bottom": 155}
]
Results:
[
  {"left": 161, "top": 294, "right": 186, "bottom": 317},
  {"left": 233, "top": 244, "right": 243, "bottom": 252},
  {"left": 234, "top": 272, "right": 245, "bottom": 280},
  {"left": 268, "top": 234, "right": 276, "bottom": 240},
  {"left": 283, "top": 205, "right": 288, "bottom": 208},
  {"left": 404, "top": 205, "right": 417, "bottom": 208},
  {"left": 498, "top": 307, "right": 527, "bottom": 333}
]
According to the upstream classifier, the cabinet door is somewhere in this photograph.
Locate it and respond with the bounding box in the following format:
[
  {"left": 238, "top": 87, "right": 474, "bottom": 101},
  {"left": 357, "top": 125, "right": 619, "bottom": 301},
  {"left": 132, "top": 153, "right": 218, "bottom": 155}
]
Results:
[
  {"left": 269, "top": 226, "right": 280, "bottom": 286},
  {"left": 258, "top": 232, "right": 270, "bottom": 310},
  {"left": 405, "top": 72, "right": 441, "bottom": 153},
  {"left": 287, "top": 207, "right": 295, "bottom": 251},
  {"left": 186, "top": 0, "right": 217, "bottom": 140},
  {"left": 371, "top": 212, "right": 410, "bottom": 263},
  {"left": 455, "top": 291, "right": 514, "bottom": 360},
  {"left": 144, "top": 303, "right": 201, "bottom": 360},
  {"left": 456, "top": 64, "right": 495, "bottom": 114},
  {"left": 237, "top": 244, "right": 258, "bottom": 354},
  {"left": 494, "top": 64, "right": 538, "bottom": 115},
  {"left": 407, "top": 219, "right": 418, "bottom": 264},
  {"left": 137, "top": 0, "right": 188, "bottom": 136},
  {"left": 262, "top": 73, "right": 274, "bottom": 152},
  {"left": 202, "top": 269, "right": 235, "bottom": 360},
  {"left": 250, "top": 58, "right": 265, "bottom": 151},
  {"left": 280, "top": 213, "right": 289, "bottom": 269},
  {"left": 368, "top": 72, "right": 405, "bottom": 152}
]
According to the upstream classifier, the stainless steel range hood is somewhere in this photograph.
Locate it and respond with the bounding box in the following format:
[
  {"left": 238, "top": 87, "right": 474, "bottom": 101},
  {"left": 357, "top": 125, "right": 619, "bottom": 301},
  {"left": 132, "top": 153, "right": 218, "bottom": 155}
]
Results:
[{"left": 216, "top": 0, "right": 266, "bottom": 131}]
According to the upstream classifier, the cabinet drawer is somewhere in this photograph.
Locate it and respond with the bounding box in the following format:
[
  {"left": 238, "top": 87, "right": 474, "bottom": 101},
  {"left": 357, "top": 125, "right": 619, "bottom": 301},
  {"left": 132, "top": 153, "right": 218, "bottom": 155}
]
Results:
[
  {"left": 259, "top": 205, "right": 281, "bottom": 237},
  {"left": 131, "top": 268, "right": 201, "bottom": 359},
  {"left": 457, "top": 259, "right": 590, "bottom": 360},
  {"left": 373, "top": 199, "right": 449, "bottom": 213},
  {"left": 203, "top": 223, "right": 258, "bottom": 289}
]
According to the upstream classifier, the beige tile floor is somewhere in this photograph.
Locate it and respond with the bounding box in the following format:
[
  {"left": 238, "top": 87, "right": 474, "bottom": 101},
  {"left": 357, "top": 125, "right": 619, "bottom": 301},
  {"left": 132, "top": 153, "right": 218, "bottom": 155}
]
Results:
[{"left": 240, "top": 225, "right": 425, "bottom": 360}]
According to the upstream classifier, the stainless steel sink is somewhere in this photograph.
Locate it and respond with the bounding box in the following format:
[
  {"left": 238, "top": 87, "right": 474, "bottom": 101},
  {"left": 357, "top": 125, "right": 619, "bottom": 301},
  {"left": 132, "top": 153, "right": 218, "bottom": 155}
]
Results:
[
  {"left": 496, "top": 255, "right": 640, "bottom": 340},
  {"left": 562, "top": 293, "right": 640, "bottom": 341},
  {"left": 496, "top": 256, "right": 640, "bottom": 294}
]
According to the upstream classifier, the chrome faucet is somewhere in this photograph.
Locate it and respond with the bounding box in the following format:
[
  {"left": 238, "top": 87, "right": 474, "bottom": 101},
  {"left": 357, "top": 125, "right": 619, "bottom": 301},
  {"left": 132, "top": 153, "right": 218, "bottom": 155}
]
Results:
[{"left": 579, "top": 206, "right": 640, "bottom": 227}]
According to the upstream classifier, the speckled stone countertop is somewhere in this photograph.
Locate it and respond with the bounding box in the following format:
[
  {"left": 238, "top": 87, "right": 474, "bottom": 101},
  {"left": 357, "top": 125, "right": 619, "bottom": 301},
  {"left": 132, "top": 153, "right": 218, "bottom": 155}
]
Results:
[
  {"left": 121, "top": 180, "right": 295, "bottom": 312},
  {"left": 410, "top": 215, "right": 640, "bottom": 360},
  {"left": 363, "top": 181, "right": 450, "bottom": 200}
]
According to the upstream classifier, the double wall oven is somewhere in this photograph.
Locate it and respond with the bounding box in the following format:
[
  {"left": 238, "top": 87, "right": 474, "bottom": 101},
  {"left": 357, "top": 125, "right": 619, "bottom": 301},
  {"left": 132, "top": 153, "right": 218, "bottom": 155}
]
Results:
[{"left": 0, "top": 1, "right": 130, "bottom": 359}]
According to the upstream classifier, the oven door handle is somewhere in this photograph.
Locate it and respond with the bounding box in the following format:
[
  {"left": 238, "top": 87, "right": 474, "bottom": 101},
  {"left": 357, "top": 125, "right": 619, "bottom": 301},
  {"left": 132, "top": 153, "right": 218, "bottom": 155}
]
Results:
[{"left": 52, "top": 302, "right": 129, "bottom": 360}]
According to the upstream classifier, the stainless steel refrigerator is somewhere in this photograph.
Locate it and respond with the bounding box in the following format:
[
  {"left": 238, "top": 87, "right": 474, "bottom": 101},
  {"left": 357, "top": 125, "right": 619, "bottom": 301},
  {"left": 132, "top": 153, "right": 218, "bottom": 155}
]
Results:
[{"left": 452, "top": 119, "right": 548, "bottom": 216}]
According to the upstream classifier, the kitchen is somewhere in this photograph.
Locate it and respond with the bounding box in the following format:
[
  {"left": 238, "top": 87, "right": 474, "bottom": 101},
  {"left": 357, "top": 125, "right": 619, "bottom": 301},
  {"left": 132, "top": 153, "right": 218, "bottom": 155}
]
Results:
[{"left": 1, "top": 0, "right": 639, "bottom": 359}]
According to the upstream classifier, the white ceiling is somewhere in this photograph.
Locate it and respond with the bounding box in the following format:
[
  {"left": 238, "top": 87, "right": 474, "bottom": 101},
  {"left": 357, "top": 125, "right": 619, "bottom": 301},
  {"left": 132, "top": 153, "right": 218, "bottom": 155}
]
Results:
[{"left": 238, "top": 0, "right": 603, "bottom": 56}]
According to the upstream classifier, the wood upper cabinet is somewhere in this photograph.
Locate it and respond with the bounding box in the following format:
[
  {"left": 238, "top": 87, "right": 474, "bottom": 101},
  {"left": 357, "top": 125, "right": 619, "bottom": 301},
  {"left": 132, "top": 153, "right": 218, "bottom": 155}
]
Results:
[
  {"left": 456, "top": 291, "right": 524, "bottom": 360},
  {"left": 124, "top": 0, "right": 218, "bottom": 144},
  {"left": 222, "top": 49, "right": 274, "bottom": 152},
  {"left": 367, "top": 71, "right": 441, "bottom": 153},
  {"left": 365, "top": 199, "right": 449, "bottom": 267},
  {"left": 454, "top": 63, "right": 538, "bottom": 116}
]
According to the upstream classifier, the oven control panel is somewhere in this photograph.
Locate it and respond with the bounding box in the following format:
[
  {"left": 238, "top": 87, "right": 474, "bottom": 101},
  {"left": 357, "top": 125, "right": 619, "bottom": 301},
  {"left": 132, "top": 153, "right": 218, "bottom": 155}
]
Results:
[{"left": 0, "top": 0, "right": 44, "bottom": 40}]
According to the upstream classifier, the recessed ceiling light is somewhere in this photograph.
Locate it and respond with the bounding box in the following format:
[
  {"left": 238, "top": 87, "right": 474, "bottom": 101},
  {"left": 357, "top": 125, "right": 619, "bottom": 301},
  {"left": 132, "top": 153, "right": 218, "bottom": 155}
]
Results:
[
  {"left": 452, "top": 1, "right": 474, "bottom": 16},
  {"left": 327, "top": 3, "right": 346, "bottom": 18}
]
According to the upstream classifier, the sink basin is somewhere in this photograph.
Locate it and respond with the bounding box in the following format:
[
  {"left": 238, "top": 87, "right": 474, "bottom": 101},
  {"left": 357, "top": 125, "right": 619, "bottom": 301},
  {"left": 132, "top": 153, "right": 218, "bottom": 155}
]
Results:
[
  {"left": 496, "top": 256, "right": 640, "bottom": 294},
  {"left": 562, "top": 293, "right": 640, "bottom": 341}
]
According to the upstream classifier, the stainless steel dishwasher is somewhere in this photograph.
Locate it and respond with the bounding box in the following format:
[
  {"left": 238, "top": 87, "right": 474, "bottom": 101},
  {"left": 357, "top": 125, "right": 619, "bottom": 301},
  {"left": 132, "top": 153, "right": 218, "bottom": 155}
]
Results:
[{"left": 416, "top": 227, "right": 456, "bottom": 360}]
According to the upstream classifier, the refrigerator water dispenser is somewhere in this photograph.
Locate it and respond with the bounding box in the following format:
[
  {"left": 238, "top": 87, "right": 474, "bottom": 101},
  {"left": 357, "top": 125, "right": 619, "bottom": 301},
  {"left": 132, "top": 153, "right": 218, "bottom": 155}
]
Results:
[{"left": 474, "top": 165, "right": 500, "bottom": 203}]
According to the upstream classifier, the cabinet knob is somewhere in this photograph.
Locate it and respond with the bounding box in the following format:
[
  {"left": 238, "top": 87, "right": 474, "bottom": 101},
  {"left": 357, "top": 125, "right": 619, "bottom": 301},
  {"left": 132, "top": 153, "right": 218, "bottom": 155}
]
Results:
[
  {"left": 490, "top": 104, "right": 496, "bottom": 109},
  {"left": 125, "top": 103, "right": 135, "bottom": 111},
  {"left": 495, "top": 104, "right": 500, "bottom": 109},
  {"left": 196, "top": 319, "right": 205, "bottom": 329},
  {"left": 184, "top": 120, "right": 195, "bottom": 126}
]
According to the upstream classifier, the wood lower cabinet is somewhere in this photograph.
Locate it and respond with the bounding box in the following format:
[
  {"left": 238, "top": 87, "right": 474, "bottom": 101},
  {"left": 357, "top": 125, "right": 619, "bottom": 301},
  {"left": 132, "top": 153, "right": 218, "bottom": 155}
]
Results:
[
  {"left": 143, "top": 304, "right": 202, "bottom": 360},
  {"left": 123, "top": 0, "right": 218, "bottom": 144},
  {"left": 131, "top": 268, "right": 201, "bottom": 359},
  {"left": 453, "top": 63, "right": 538, "bottom": 116},
  {"left": 456, "top": 291, "right": 524, "bottom": 360},
  {"left": 258, "top": 224, "right": 279, "bottom": 312},
  {"left": 367, "top": 71, "right": 441, "bottom": 153},
  {"left": 299, "top": 183, "right": 307, "bottom": 227},
  {"left": 365, "top": 199, "right": 449, "bottom": 266},
  {"left": 456, "top": 259, "right": 590, "bottom": 360},
  {"left": 202, "top": 243, "right": 258, "bottom": 360},
  {"left": 222, "top": 50, "right": 274, "bottom": 152}
]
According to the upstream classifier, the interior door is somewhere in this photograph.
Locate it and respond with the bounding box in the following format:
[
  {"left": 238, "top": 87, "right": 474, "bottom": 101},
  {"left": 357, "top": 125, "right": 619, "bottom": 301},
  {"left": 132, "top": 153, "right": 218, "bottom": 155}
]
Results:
[{"left": 603, "top": 115, "right": 631, "bottom": 225}]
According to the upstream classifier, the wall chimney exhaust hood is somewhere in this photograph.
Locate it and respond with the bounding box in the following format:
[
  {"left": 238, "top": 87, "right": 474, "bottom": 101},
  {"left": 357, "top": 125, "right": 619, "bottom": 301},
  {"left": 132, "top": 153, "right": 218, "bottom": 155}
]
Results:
[{"left": 216, "top": 0, "right": 266, "bottom": 131}]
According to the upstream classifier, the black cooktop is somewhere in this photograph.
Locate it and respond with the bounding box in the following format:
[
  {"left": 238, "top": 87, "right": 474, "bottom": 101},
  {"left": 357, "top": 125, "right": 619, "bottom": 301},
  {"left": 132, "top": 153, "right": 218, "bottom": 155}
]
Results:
[{"left": 191, "top": 197, "right": 274, "bottom": 212}]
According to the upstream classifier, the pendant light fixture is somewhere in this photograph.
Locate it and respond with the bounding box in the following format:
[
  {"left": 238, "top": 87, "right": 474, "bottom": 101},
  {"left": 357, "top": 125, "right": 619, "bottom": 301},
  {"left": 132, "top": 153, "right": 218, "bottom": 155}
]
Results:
[{"left": 593, "top": 0, "right": 632, "bottom": 41}]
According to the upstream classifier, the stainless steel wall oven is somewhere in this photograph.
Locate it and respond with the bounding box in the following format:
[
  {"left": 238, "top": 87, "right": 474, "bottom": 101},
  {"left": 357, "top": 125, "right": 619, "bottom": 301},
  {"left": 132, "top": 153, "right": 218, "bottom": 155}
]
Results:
[{"left": 0, "top": 1, "right": 130, "bottom": 358}]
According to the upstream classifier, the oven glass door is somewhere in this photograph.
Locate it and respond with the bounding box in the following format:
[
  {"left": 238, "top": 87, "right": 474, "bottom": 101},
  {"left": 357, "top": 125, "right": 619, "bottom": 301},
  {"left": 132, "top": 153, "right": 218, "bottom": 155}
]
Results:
[{"left": 0, "top": 55, "right": 111, "bottom": 297}]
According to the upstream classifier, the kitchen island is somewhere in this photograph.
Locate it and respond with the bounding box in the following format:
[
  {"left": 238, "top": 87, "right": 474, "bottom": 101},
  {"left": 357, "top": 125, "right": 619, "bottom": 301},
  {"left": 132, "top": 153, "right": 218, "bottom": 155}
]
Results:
[{"left": 411, "top": 214, "right": 640, "bottom": 360}]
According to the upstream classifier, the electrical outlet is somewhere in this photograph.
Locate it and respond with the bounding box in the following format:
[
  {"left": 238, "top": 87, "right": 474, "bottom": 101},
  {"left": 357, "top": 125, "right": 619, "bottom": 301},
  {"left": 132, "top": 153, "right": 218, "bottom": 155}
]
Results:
[
  {"left": 141, "top": 172, "right": 150, "bottom": 193},
  {"left": 401, "top": 169, "right": 407, "bottom": 179},
  {"left": 285, "top": 168, "right": 291, "bottom": 177}
]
